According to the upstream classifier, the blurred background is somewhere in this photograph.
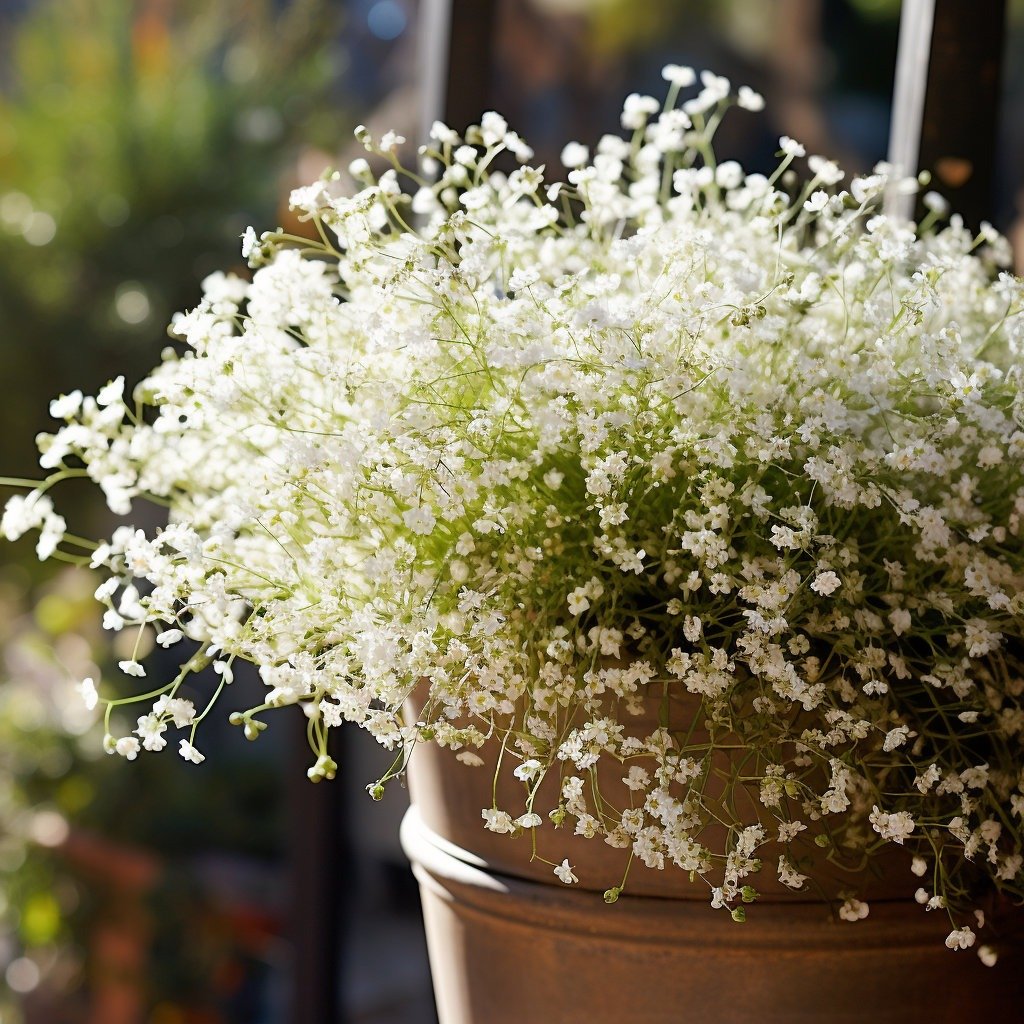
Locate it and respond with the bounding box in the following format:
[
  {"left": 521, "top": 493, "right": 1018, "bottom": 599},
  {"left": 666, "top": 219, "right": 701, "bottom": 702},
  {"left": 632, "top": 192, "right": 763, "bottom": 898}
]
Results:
[{"left": 0, "top": 2, "right": 1022, "bottom": 1022}]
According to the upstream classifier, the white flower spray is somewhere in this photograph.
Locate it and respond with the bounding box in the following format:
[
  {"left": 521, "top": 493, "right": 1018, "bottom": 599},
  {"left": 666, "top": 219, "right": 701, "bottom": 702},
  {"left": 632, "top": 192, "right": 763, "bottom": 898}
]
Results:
[{"left": 5, "top": 68, "right": 1024, "bottom": 958}]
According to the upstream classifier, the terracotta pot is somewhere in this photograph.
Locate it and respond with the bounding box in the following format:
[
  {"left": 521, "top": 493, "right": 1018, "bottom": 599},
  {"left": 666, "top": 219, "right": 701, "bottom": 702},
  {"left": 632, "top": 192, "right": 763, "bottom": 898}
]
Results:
[
  {"left": 400, "top": 690, "right": 1024, "bottom": 1024},
  {"left": 402, "top": 807, "right": 1024, "bottom": 1024}
]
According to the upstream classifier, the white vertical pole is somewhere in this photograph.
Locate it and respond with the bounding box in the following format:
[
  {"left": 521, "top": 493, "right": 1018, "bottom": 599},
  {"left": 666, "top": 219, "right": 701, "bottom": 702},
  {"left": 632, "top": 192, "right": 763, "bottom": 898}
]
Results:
[
  {"left": 419, "top": 0, "right": 453, "bottom": 138},
  {"left": 886, "top": 0, "right": 936, "bottom": 219}
]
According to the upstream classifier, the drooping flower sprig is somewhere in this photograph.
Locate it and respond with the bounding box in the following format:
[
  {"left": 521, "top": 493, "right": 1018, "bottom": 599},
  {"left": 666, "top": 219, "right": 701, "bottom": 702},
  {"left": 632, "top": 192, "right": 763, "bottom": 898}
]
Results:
[{"left": 5, "top": 67, "right": 1024, "bottom": 961}]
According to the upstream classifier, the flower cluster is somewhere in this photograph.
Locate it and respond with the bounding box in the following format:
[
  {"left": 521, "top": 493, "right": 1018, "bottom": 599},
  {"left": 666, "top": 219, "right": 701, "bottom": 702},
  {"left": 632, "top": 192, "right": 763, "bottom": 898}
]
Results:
[{"left": 6, "top": 68, "right": 1024, "bottom": 957}]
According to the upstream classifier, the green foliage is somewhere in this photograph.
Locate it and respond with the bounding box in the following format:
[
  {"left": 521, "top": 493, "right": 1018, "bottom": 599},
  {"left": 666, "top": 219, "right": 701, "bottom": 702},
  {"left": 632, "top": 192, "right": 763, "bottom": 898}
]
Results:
[
  {"left": 0, "top": 2, "right": 341, "bottom": 1014},
  {"left": 0, "top": 0, "right": 343, "bottom": 482}
]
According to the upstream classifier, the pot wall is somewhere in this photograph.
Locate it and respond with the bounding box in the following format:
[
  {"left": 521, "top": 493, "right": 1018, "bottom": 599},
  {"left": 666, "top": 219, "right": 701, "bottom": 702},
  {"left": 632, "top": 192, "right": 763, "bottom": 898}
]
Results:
[{"left": 402, "top": 806, "right": 1024, "bottom": 1024}]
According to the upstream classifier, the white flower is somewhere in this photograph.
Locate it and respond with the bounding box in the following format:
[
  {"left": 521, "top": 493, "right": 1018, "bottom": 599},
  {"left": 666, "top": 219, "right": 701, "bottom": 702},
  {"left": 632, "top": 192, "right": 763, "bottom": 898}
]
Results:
[
  {"left": 622, "top": 766, "right": 650, "bottom": 791},
  {"left": 808, "top": 155, "right": 844, "bottom": 185},
  {"left": 429, "top": 120, "right": 460, "bottom": 145},
  {"left": 2, "top": 492, "right": 53, "bottom": 542},
  {"left": 115, "top": 737, "right": 141, "bottom": 760},
  {"left": 514, "top": 812, "right": 543, "bottom": 829},
  {"left": 35, "top": 512, "right": 66, "bottom": 560},
  {"left": 179, "top": 740, "right": 205, "bottom": 764},
  {"left": 118, "top": 660, "right": 146, "bottom": 678},
  {"left": 402, "top": 506, "right": 436, "bottom": 535},
  {"left": 777, "top": 855, "right": 808, "bottom": 890},
  {"left": 888, "top": 608, "right": 911, "bottom": 635},
  {"left": 513, "top": 759, "right": 543, "bottom": 782},
  {"left": 76, "top": 677, "right": 99, "bottom": 711},
  {"left": 737, "top": 86, "right": 764, "bottom": 111},
  {"left": 479, "top": 112, "right": 507, "bottom": 147},
  {"left": 135, "top": 714, "right": 168, "bottom": 752},
  {"left": 456, "top": 751, "right": 484, "bottom": 767},
  {"left": 945, "top": 926, "right": 976, "bottom": 951},
  {"left": 96, "top": 376, "right": 124, "bottom": 407},
  {"left": 803, "top": 190, "right": 828, "bottom": 213},
  {"left": 156, "top": 629, "right": 184, "bottom": 648},
  {"left": 978, "top": 945, "right": 998, "bottom": 967},
  {"left": 554, "top": 859, "right": 578, "bottom": 884},
  {"left": 780, "top": 135, "right": 806, "bottom": 158},
  {"left": 810, "top": 571, "right": 840, "bottom": 596},
  {"left": 379, "top": 130, "right": 406, "bottom": 151},
  {"left": 155, "top": 697, "right": 196, "bottom": 728},
  {"left": 882, "top": 725, "right": 912, "bottom": 752},
  {"left": 839, "top": 898, "right": 869, "bottom": 921},
  {"left": 715, "top": 161, "right": 743, "bottom": 190},
  {"left": 49, "top": 391, "right": 83, "bottom": 419},
  {"left": 481, "top": 808, "right": 515, "bottom": 834},
  {"left": 348, "top": 158, "right": 371, "bottom": 180},
  {"left": 661, "top": 64, "right": 696, "bottom": 87},
  {"left": 869, "top": 805, "right": 915, "bottom": 844},
  {"left": 621, "top": 93, "right": 660, "bottom": 130},
  {"left": 240, "top": 225, "right": 259, "bottom": 257},
  {"left": 700, "top": 70, "right": 730, "bottom": 97},
  {"left": 560, "top": 142, "right": 589, "bottom": 168},
  {"left": 508, "top": 267, "right": 540, "bottom": 293}
]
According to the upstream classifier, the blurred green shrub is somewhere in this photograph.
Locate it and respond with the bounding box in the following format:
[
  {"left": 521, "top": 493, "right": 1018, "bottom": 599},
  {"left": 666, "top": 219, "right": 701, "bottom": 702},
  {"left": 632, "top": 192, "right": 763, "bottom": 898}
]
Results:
[
  {"left": 0, "top": 2, "right": 344, "bottom": 1018},
  {"left": 0, "top": 567, "right": 104, "bottom": 1018},
  {"left": 0, "top": 0, "right": 343, "bottom": 485},
  {"left": 0, "top": 565, "right": 288, "bottom": 1020}
]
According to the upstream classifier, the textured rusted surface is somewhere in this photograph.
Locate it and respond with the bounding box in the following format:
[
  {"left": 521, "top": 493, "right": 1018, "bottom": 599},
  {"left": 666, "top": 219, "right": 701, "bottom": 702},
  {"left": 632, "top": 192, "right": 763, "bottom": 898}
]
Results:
[{"left": 402, "top": 807, "right": 1024, "bottom": 1024}]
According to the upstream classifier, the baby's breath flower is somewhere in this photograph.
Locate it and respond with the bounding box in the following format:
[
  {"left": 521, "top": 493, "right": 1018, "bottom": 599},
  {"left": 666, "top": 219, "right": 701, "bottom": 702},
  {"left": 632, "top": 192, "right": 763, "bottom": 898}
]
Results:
[
  {"left": 808, "top": 155, "right": 844, "bottom": 185},
  {"left": 804, "top": 190, "right": 829, "bottom": 213},
  {"left": 945, "top": 926, "right": 976, "bottom": 951},
  {"left": 8, "top": 70, "right": 1024, "bottom": 951},
  {"left": 810, "top": 571, "right": 840, "bottom": 596},
  {"left": 560, "top": 142, "right": 589, "bottom": 169},
  {"left": 621, "top": 93, "right": 660, "bottom": 130},
  {"left": 379, "top": 130, "right": 405, "bottom": 152},
  {"left": 114, "top": 737, "right": 140, "bottom": 760},
  {"left": 554, "top": 859, "right": 578, "bottom": 884},
  {"left": 869, "top": 806, "right": 916, "bottom": 844},
  {"left": 661, "top": 64, "right": 696, "bottom": 88},
  {"left": 736, "top": 86, "right": 764, "bottom": 111},
  {"left": 76, "top": 677, "right": 99, "bottom": 711},
  {"left": 779, "top": 135, "right": 806, "bottom": 158},
  {"left": 515, "top": 812, "right": 543, "bottom": 829},
  {"left": 135, "top": 715, "right": 168, "bottom": 752},
  {"left": 178, "top": 740, "right": 205, "bottom": 764},
  {"left": 839, "top": 898, "right": 869, "bottom": 922},
  {"left": 49, "top": 390, "right": 83, "bottom": 419},
  {"left": 156, "top": 629, "right": 183, "bottom": 648},
  {"left": 482, "top": 808, "right": 515, "bottom": 834}
]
